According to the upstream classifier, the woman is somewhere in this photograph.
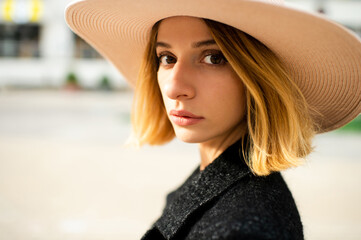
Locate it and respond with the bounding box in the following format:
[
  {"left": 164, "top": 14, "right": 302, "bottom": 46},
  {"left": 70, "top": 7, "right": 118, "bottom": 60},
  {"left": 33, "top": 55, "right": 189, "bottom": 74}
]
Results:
[{"left": 65, "top": 0, "right": 361, "bottom": 239}]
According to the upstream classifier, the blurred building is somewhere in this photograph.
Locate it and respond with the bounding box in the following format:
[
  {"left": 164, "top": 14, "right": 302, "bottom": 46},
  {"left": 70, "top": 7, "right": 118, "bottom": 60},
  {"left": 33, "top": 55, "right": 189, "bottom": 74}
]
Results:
[
  {"left": 0, "top": 0, "right": 360, "bottom": 89},
  {"left": 0, "top": 0, "right": 124, "bottom": 89}
]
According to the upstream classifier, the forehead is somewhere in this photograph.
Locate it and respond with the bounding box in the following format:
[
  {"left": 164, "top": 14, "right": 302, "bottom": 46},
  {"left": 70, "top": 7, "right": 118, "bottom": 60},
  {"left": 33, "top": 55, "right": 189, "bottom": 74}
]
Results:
[{"left": 157, "top": 16, "right": 213, "bottom": 42}]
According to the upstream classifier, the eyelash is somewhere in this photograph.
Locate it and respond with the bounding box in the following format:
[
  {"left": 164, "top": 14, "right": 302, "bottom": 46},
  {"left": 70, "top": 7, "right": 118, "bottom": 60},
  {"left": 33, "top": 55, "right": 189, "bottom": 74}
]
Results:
[{"left": 157, "top": 50, "right": 228, "bottom": 67}]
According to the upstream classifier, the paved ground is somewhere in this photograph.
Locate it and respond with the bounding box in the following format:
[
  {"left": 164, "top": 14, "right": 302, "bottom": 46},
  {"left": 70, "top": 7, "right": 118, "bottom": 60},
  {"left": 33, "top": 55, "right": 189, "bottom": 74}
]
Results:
[{"left": 0, "top": 90, "right": 360, "bottom": 240}]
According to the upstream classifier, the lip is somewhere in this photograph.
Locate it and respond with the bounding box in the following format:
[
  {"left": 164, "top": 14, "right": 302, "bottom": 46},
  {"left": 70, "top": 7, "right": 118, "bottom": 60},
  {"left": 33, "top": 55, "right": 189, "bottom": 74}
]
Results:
[{"left": 169, "top": 110, "right": 204, "bottom": 126}]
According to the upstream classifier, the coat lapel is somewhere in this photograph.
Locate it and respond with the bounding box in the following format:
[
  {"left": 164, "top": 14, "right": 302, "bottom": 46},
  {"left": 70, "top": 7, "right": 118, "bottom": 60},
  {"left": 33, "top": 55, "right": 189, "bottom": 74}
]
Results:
[{"left": 154, "top": 139, "right": 251, "bottom": 239}]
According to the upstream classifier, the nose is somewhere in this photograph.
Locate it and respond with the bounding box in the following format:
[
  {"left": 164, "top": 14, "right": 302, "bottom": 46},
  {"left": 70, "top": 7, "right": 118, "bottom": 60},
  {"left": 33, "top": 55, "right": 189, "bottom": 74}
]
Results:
[{"left": 163, "top": 61, "right": 196, "bottom": 100}]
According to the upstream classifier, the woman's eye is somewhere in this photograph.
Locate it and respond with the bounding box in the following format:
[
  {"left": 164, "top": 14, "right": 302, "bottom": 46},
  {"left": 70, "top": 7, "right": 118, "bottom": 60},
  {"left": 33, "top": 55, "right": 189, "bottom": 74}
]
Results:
[
  {"left": 203, "top": 54, "right": 227, "bottom": 65},
  {"left": 159, "top": 55, "right": 176, "bottom": 65}
]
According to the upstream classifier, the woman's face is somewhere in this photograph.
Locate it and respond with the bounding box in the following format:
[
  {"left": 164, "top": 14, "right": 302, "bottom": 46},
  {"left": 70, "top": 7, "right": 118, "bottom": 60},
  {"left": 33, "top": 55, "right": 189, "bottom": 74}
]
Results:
[{"left": 156, "top": 16, "right": 246, "bottom": 144}]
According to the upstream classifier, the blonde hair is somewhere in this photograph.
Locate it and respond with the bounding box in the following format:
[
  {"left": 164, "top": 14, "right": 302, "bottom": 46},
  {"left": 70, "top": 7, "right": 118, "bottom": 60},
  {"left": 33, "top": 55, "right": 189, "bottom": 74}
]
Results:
[{"left": 130, "top": 19, "right": 316, "bottom": 176}]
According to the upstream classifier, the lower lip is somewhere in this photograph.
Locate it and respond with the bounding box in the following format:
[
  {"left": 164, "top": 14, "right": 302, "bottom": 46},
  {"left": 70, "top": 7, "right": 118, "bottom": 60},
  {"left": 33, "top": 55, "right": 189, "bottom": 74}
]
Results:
[{"left": 170, "top": 115, "right": 204, "bottom": 126}]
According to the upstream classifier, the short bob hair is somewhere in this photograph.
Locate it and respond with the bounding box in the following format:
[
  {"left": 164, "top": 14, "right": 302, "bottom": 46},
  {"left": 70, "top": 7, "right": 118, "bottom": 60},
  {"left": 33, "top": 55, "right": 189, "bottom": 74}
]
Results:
[{"left": 130, "top": 18, "right": 316, "bottom": 176}]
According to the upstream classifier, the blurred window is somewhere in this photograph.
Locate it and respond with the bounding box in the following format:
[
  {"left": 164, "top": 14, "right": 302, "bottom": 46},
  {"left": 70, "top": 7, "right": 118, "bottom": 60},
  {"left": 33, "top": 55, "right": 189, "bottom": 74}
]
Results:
[
  {"left": 73, "top": 34, "right": 102, "bottom": 59},
  {"left": 0, "top": 23, "right": 40, "bottom": 58}
]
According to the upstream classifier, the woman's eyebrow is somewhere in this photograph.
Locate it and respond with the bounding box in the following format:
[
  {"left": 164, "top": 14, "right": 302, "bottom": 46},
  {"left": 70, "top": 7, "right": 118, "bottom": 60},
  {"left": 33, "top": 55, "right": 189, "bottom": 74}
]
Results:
[
  {"left": 192, "top": 39, "right": 216, "bottom": 48},
  {"left": 156, "top": 42, "right": 171, "bottom": 48},
  {"left": 155, "top": 39, "right": 217, "bottom": 49}
]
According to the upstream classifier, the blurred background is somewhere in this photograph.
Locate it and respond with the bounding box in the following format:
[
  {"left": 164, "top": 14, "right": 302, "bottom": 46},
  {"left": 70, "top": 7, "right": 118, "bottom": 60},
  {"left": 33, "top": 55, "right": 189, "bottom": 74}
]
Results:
[{"left": 0, "top": 0, "right": 360, "bottom": 239}]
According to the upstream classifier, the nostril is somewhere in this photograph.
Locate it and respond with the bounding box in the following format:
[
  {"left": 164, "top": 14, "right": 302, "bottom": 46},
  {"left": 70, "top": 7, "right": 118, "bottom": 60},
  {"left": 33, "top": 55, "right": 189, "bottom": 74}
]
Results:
[{"left": 177, "top": 93, "right": 188, "bottom": 98}]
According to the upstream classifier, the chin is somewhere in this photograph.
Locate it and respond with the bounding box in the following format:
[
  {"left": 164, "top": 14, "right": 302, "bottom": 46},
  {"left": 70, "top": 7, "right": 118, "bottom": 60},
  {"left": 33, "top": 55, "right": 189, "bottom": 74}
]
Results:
[
  {"left": 174, "top": 130, "right": 210, "bottom": 144},
  {"left": 177, "top": 137, "right": 201, "bottom": 144}
]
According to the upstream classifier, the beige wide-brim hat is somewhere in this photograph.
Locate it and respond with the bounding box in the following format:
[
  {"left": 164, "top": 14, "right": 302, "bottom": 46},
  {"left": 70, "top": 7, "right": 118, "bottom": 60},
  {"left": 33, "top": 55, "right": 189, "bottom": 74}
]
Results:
[{"left": 65, "top": 0, "right": 361, "bottom": 133}]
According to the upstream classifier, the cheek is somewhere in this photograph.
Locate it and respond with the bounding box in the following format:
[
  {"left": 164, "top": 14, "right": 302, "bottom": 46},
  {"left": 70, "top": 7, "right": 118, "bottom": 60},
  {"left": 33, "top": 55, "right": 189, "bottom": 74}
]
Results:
[
  {"left": 157, "top": 71, "right": 164, "bottom": 94},
  {"left": 212, "top": 75, "right": 246, "bottom": 120},
  {"left": 230, "top": 80, "right": 246, "bottom": 114},
  {"left": 156, "top": 73, "right": 170, "bottom": 109},
  {"left": 226, "top": 70, "right": 245, "bottom": 104},
  {"left": 157, "top": 70, "right": 167, "bottom": 96},
  {"left": 211, "top": 71, "right": 245, "bottom": 101}
]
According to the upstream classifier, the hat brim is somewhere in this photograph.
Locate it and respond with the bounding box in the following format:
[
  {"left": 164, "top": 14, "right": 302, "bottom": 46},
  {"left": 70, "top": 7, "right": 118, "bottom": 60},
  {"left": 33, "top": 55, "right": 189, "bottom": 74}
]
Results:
[{"left": 65, "top": 0, "right": 361, "bottom": 132}]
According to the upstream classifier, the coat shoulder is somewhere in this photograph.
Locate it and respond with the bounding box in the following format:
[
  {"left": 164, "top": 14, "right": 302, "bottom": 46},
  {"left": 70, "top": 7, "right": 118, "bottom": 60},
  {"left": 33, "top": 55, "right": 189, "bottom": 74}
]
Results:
[{"left": 184, "top": 172, "right": 304, "bottom": 240}]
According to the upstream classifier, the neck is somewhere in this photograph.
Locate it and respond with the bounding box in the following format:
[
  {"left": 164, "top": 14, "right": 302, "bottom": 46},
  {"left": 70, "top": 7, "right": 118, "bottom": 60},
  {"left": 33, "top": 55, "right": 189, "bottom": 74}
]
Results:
[{"left": 198, "top": 121, "right": 247, "bottom": 171}]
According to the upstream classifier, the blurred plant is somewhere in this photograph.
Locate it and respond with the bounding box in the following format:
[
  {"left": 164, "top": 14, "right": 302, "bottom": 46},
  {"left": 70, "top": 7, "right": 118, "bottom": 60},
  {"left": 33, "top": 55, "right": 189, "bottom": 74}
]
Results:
[
  {"left": 98, "top": 75, "right": 113, "bottom": 91},
  {"left": 338, "top": 115, "right": 361, "bottom": 133},
  {"left": 64, "top": 72, "right": 81, "bottom": 91}
]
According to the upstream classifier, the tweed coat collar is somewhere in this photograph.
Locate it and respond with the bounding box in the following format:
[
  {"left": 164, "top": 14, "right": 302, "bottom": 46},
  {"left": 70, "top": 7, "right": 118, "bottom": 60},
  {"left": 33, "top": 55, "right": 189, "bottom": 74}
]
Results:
[{"left": 153, "top": 138, "right": 252, "bottom": 239}]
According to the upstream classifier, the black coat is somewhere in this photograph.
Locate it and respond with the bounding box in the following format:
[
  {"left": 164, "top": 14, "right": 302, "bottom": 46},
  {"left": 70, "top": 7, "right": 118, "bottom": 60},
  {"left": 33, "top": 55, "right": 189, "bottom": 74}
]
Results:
[{"left": 141, "top": 140, "right": 303, "bottom": 240}]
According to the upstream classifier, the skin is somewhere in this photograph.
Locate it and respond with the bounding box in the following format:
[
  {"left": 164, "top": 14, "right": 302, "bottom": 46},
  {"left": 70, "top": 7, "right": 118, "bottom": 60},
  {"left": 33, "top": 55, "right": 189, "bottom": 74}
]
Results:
[{"left": 156, "top": 16, "right": 247, "bottom": 171}]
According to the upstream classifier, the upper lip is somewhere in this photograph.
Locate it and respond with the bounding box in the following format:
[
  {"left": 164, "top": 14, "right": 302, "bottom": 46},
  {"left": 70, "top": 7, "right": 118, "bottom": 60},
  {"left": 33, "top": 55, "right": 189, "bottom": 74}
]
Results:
[{"left": 169, "top": 110, "right": 204, "bottom": 119}]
